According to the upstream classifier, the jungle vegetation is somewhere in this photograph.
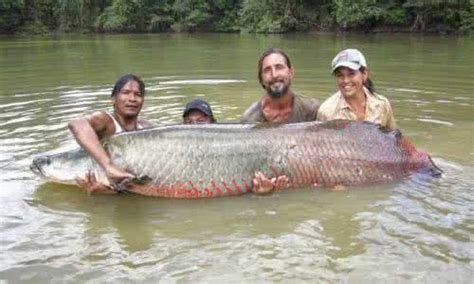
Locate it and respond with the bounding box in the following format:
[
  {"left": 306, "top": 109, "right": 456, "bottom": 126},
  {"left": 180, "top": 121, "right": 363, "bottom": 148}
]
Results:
[{"left": 0, "top": 0, "right": 472, "bottom": 34}]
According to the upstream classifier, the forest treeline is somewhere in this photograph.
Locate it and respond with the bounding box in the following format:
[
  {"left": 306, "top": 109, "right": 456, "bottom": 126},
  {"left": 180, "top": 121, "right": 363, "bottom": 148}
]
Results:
[{"left": 1, "top": 0, "right": 472, "bottom": 35}]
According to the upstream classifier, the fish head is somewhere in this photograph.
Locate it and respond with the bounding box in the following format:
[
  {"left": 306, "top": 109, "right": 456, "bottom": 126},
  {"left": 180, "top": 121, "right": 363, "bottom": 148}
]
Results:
[{"left": 30, "top": 148, "right": 95, "bottom": 184}]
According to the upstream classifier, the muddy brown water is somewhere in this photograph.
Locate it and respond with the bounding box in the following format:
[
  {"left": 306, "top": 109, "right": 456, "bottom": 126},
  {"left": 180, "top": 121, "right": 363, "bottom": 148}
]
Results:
[{"left": 0, "top": 34, "right": 472, "bottom": 282}]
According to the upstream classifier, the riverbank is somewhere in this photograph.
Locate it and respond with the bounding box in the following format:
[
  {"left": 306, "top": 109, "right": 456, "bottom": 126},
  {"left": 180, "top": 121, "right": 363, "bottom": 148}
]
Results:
[
  {"left": 3, "top": 27, "right": 472, "bottom": 38},
  {"left": 2, "top": 1, "right": 472, "bottom": 36}
]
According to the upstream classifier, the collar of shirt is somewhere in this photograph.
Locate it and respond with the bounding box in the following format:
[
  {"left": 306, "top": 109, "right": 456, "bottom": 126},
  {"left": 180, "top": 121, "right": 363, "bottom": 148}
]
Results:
[{"left": 337, "top": 87, "right": 382, "bottom": 112}]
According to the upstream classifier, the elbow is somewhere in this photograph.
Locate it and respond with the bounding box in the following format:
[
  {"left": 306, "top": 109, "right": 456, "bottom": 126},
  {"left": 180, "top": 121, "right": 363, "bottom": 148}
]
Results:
[
  {"left": 68, "top": 118, "right": 87, "bottom": 135},
  {"left": 68, "top": 119, "right": 79, "bottom": 133}
]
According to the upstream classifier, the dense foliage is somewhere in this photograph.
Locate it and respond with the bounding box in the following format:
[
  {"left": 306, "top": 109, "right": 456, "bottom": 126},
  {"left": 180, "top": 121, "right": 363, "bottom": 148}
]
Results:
[{"left": 1, "top": 0, "right": 472, "bottom": 34}]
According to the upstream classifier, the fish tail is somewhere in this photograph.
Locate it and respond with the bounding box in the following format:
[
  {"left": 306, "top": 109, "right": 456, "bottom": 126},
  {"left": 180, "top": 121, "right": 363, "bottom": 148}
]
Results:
[{"left": 426, "top": 156, "right": 443, "bottom": 177}]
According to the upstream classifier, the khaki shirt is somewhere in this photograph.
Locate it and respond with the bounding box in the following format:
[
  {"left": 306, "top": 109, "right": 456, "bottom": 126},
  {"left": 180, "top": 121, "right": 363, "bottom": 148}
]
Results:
[
  {"left": 317, "top": 89, "right": 396, "bottom": 129},
  {"left": 241, "top": 94, "right": 320, "bottom": 123}
]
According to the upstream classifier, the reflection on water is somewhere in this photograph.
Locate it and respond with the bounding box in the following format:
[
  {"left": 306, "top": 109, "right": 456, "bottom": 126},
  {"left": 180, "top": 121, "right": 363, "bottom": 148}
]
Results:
[
  {"left": 22, "top": 183, "right": 394, "bottom": 282},
  {"left": 0, "top": 34, "right": 473, "bottom": 282}
]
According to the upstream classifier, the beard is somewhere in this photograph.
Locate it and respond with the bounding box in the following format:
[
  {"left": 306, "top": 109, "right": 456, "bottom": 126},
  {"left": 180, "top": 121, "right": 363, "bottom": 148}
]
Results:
[{"left": 266, "top": 80, "right": 290, "bottom": 99}]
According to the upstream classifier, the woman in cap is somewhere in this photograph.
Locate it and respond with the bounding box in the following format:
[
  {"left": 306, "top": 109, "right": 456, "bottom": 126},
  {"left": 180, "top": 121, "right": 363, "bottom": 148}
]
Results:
[{"left": 317, "top": 49, "right": 396, "bottom": 129}]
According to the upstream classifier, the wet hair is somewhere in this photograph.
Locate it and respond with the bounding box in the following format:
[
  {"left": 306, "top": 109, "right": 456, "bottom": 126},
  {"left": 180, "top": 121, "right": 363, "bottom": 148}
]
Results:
[
  {"left": 257, "top": 48, "right": 292, "bottom": 88},
  {"left": 111, "top": 74, "right": 145, "bottom": 97},
  {"left": 360, "top": 67, "right": 376, "bottom": 94}
]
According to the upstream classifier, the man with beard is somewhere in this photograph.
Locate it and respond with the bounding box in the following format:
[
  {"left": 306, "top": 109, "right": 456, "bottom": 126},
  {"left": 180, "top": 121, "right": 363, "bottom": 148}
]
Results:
[{"left": 241, "top": 48, "right": 320, "bottom": 123}]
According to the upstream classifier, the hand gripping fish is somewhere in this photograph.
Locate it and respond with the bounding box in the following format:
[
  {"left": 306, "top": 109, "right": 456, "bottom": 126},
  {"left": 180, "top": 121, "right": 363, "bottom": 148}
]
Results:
[{"left": 30, "top": 120, "right": 442, "bottom": 198}]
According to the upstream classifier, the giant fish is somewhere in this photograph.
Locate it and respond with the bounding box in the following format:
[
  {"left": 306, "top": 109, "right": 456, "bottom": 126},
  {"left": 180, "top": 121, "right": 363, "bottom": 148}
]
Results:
[{"left": 30, "top": 120, "right": 441, "bottom": 198}]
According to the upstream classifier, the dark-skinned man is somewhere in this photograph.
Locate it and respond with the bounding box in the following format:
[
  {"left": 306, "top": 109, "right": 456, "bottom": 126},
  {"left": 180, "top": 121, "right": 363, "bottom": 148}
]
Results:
[{"left": 69, "top": 74, "right": 153, "bottom": 194}]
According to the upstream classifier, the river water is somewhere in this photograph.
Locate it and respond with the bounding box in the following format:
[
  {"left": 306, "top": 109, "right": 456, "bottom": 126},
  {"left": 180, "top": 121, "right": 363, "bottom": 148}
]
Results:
[{"left": 0, "top": 34, "right": 473, "bottom": 282}]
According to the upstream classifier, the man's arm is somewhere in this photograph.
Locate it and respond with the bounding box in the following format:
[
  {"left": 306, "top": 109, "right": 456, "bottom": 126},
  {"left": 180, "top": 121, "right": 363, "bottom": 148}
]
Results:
[{"left": 68, "top": 111, "right": 134, "bottom": 183}]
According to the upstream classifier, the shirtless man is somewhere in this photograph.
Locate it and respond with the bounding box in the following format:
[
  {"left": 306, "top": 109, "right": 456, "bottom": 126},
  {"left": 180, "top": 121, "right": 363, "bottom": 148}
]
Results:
[
  {"left": 69, "top": 74, "right": 153, "bottom": 193},
  {"left": 241, "top": 48, "right": 319, "bottom": 124}
]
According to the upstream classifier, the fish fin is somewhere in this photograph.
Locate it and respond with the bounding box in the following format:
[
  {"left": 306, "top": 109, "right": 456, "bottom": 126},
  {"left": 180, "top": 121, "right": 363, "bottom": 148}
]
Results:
[
  {"left": 110, "top": 179, "right": 130, "bottom": 194},
  {"left": 251, "top": 122, "right": 282, "bottom": 129},
  {"left": 111, "top": 175, "right": 152, "bottom": 193},
  {"left": 131, "top": 175, "right": 152, "bottom": 185},
  {"left": 388, "top": 128, "right": 402, "bottom": 139},
  {"left": 425, "top": 156, "right": 443, "bottom": 177},
  {"left": 367, "top": 122, "right": 403, "bottom": 139},
  {"left": 317, "top": 119, "right": 353, "bottom": 130}
]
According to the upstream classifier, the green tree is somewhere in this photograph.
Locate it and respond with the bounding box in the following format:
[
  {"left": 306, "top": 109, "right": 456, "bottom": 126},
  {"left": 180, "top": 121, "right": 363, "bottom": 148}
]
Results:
[
  {"left": 404, "top": 0, "right": 472, "bottom": 32},
  {"left": 1, "top": 0, "right": 472, "bottom": 34},
  {"left": 95, "top": 0, "right": 151, "bottom": 32},
  {"left": 169, "top": 0, "right": 210, "bottom": 32},
  {"left": 0, "top": 0, "right": 24, "bottom": 33}
]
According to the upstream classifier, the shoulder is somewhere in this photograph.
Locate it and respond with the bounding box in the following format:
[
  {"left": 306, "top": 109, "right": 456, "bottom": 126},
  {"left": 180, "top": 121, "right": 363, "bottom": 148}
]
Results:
[
  {"left": 71, "top": 110, "right": 113, "bottom": 127},
  {"left": 293, "top": 94, "right": 320, "bottom": 120},
  {"left": 88, "top": 111, "right": 115, "bottom": 134},
  {"left": 294, "top": 94, "right": 320, "bottom": 109},
  {"left": 318, "top": 92, "right": 340, "bottom": 113},
  {"left": 372, "top": 92, "right": 393, "bottom": 109},
  {"left": 317, "top": 92, "right": 343, "bottom": 121},
  {"left": 241, "top": 100, "right": 264, "bottom": 123},
  {"left": 68, "top": 110, "right": 115, "bottom": 139},
  {"left": 373, "top": 92, "right": 390, "bottom": 103},
  {"left": 88, "top": 111, "right": 114, "bottom": 125}
]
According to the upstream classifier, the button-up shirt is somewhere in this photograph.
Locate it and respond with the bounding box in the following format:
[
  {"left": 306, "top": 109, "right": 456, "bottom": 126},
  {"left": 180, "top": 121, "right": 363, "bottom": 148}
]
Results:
[{"left": 316, "top": 89, "right": 396, "bottom": 129}]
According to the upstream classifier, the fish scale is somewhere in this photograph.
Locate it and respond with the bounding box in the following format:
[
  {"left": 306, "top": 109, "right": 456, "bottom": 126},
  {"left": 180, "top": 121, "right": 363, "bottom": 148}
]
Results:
[{"left": 31, "top": 120, "right": 442, "bottom": 198}]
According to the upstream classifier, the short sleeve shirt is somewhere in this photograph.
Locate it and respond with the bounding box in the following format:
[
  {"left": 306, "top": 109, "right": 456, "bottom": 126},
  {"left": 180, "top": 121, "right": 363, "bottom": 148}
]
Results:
[
  {"left": 316, "top": 89, "right": 396, "bottom": 129},
  {"left": 241, "top": 94, "right": 320, "bottom": 123}
]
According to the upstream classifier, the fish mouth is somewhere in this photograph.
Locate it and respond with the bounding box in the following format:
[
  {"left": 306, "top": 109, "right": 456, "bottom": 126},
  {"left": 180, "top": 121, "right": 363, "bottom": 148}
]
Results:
[{"left": 30, "top": 157, "right": 47, "bottom": 176}]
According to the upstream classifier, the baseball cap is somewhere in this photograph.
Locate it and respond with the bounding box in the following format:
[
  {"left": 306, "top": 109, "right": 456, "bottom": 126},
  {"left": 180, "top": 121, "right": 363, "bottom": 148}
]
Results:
[
  {"left": 331, "top": 49, "right": 367, "bottom": 73},
  {"left": 183, "top": 99, "right": 214, "bottom": 119}
]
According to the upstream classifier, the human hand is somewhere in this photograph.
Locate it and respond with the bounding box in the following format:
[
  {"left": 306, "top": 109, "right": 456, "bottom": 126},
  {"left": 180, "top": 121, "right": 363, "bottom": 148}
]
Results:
[
  {"left": 76, "top": 170, "right": 115, "bottom": 194},
  {"left": 273, "top": 175, "right": 289, "bottom": 191},
  {"left": 252, "top": 172, "right": 289, "bottom": 195},
  {"left": 104, "top": 163, "right": 135, "bottom": 184}
]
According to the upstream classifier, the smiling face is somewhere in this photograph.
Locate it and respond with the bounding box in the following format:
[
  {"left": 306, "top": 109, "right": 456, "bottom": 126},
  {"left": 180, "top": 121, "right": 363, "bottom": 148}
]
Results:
[
  {"left": 112, "top": 80, "right": 144, "bottom": 118},
  {"left": 260, "top": 53, "right": 294, "bottom": 99},
  {"left": 334, "top": 67, "right": 368, "bottom": 99}
]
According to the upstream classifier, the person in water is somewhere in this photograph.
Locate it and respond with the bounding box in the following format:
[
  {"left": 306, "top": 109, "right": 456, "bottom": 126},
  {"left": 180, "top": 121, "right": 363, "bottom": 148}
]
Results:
[
  {"left": 317, "top": 48, "right": 396, "bottom": 129},
  {"left": 182, "top": 99, "right": 216, "bottom": 124},
  {"left": 241, "top": 48, "right": 320, "bottom": 123},
  {"left": 75, "top": 95, "right": 286, "bottom": 195},
  {"left": 69, "top": 74, "right": 153, "bottom": 193},
  {"left": 183, "top": 98, "right": 288, "bottom": 195}
]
